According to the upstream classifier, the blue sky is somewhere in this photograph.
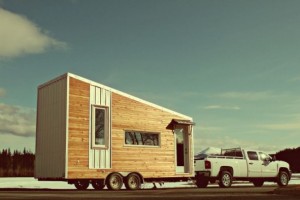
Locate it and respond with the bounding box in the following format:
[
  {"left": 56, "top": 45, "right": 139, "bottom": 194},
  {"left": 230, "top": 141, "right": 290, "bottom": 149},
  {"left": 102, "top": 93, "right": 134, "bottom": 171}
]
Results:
[{"left": 0, "top": 0, "right": 300, "bottom": 153}]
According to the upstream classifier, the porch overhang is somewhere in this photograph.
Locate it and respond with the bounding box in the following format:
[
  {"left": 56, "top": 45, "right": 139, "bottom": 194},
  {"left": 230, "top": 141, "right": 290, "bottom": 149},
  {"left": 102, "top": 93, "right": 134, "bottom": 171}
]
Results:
[{"left": 166, "top": 119, "right": 195, "bottom": 130}]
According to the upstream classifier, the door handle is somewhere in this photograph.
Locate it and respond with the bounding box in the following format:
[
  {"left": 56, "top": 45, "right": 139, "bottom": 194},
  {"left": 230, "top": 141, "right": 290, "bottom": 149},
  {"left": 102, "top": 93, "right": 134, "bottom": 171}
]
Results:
[{"left": 249, "top": 162, "right": 253, "bottom": 165}]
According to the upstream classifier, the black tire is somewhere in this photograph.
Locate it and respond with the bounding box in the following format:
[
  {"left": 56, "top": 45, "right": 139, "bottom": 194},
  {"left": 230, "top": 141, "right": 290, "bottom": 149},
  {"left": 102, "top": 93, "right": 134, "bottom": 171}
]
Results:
[
  {"left": 106, "top": 173, "right": 123, "bottom": 190},
  {"left": 124, "top": 173, "right": 141, "bottom": 190},
  {"left": 74, "top": 180, "right": 89, "bottom": 190},
  {"left": 91, "top": 179, "right": 105, "bottom": 190},
  {"left": 218, "top": 171, "right": 232, "bottom": 188},
  {"left": 277, "top": 171, "right": 289, "bottom": 187},
  {"left": 195, "top": 177, "right": 209, "bottom": 188},
  {"left": 252, "top": 180, "right": 264, "bottom": 187}
]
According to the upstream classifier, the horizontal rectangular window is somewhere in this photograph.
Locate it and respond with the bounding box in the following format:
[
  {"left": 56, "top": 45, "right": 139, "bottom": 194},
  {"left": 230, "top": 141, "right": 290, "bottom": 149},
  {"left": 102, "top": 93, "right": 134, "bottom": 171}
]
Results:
[{"left": 125, "top": 131, "right": 160, "bottom": 146}]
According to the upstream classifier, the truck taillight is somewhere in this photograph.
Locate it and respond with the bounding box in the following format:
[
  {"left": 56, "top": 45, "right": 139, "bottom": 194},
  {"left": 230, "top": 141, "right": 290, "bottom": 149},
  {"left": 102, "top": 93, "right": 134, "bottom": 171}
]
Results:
[{"left": 205, "top": 160, "right": 211, "bottom": 169}]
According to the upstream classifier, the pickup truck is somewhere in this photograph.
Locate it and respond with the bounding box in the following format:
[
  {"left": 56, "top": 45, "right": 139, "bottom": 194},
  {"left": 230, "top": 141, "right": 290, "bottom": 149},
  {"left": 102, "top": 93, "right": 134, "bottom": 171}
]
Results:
[{"left": 194, "top": 148, "right": 291, "bottom": 188}]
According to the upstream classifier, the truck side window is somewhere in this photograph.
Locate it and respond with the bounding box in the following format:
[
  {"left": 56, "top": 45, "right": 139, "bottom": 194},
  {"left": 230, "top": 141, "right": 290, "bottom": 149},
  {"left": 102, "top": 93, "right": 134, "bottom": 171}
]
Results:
[
  {"left": 259, "top": 152, "right": 271, "bottom": 161},
  {"left": 247, "top": 151, "right": 259, "bottom": 160}
]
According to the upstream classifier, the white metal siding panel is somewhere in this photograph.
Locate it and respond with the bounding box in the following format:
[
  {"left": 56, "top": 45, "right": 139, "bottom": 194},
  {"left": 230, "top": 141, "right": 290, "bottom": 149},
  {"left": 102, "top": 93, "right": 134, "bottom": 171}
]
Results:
[
  {"left": 35, "top": 77, "right": 67, "bottom": 178},
  {"left": 89, "top": 85, "right": 111, "bottom": 169}
]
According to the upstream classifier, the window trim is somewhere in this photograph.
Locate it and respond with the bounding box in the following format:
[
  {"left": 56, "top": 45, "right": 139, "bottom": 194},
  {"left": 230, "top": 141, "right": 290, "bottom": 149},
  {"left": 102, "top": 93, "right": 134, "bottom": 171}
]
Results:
[
  {"left": 124, "top": 130, "right": 161, "bottom": 148},
  {"left": 91, "top": 105, "right": 109, "bottom": 149}
]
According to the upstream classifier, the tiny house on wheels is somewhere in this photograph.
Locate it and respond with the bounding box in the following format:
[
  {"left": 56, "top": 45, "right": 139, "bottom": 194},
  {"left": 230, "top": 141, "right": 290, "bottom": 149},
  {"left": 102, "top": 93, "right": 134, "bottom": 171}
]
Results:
[{"left": 35, "top": 73, "right": 195, "bottom": 190}]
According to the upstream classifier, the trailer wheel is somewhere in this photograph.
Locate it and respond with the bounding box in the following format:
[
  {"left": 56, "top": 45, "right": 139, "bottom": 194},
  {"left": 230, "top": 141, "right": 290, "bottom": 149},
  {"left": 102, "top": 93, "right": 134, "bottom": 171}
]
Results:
[
  {"left": 74, "top": 180, "right": 89, "bottom": 190},
  {"left": 106, "top": 173, "right": 123, "bottom": 190},
  {"left": 218, "top": 171, "right": 232, "bottom": 188},
  {"left": 277, "top": 171, "right": 289, "bottom": 187},
  {"left": 92, "top": 179, "right": 105, "bottom": 190},
  {"left": 125, "top": 173, "right": 141, "bottom": 190}
]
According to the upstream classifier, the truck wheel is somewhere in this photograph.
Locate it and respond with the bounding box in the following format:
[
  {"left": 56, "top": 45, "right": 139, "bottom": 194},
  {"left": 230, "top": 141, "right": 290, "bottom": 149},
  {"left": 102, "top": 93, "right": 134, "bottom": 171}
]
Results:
[
  {"left": 125, "top": 173, "right": 141, "bottom": 190},
  {"left": 74, "top": 180, "right": 89, "bottom": 190},
  {"left": 106, "top": 173, "right": 123, "bottom": 190},
  {"left": 252, "top": 180, "right": 264, "bottom": 187},
  {"left": 196, "top": 177, "right": 209, "bottom": 188},
  {"left": 218, "top": 171, "right": 232, "bottom": 188},
  {"left": 277, "top": 171, "right": 289, "bottom": 187},
  {"left": 92, "top": 179, "right": 105, "bottom": 190}
]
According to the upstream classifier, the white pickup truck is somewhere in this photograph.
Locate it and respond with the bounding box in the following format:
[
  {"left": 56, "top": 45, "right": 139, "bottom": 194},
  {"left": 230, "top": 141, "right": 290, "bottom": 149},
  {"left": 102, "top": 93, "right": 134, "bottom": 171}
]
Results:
[{"left": 194, "top": 148, "right": 291, "bottom": 188}]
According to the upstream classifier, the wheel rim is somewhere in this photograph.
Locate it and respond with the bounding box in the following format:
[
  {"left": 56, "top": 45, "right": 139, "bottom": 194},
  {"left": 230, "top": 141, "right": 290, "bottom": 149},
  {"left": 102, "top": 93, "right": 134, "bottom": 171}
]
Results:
[
  {"left": 110, "top": 175, "right": 122, "bottom": 189},
  {"left": 128, "top": 176, "right": 138, "bottom": 188},
  {"left": 281, "top": 173, "right": 288, "bottom": 185},
  {"left": 222, "top": 174, "right": 231, "bottom": 186}
]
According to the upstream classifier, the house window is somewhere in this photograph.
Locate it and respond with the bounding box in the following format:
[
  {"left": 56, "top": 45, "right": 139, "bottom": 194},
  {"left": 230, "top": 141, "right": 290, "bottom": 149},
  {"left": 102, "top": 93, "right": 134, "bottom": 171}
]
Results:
[
  {"left": 125, "top": 131, "right": 160, "bottom": 147},
  {"left": 92, "top": 106, "right": 109, "bottom": 148}
]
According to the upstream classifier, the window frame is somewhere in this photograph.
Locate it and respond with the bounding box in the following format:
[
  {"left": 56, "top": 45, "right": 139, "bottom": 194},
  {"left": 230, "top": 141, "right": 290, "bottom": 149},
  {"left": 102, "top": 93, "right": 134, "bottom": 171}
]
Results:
[
  {"left": 124, "top": 130, "right": 161, "bottom": 148},
  {"left": 91, "top": 105, "right": 109, "bottom": 149}
]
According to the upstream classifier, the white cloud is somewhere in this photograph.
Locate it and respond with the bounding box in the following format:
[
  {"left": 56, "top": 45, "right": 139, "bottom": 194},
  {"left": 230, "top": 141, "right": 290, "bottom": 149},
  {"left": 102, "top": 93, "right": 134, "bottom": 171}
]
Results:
[
  {"left": 203, "top": 105, "right": 240, "bottom": 110},
  {"left": 0, "top": 88, "right": 6, "bottom": 97},
  {"left": 217, "top": 91, "right": 273, "bottom": 101},
  {"left": 0, "top": 8, "right": 66, "bottom": 59},
  {"left": 0, "top": 103, "right": 35, "bottom": 137}
]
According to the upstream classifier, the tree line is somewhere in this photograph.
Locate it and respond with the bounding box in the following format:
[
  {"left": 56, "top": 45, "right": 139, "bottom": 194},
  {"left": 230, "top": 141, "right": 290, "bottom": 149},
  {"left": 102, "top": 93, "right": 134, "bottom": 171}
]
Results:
[
  {"left": 276, "top": 147, "right": 300, "bottom": 173},
  {"left": 0, "top": 148, "right": 34, "bottom": 177},
  {"left": 0, "top": 147, "right": 299, "bottom": 177}
]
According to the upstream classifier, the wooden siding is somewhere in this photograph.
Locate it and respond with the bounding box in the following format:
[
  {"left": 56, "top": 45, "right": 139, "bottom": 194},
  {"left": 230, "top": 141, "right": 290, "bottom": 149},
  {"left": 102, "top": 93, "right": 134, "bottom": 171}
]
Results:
[
  {"left": 68, "top": 77, "right": 90, "bottom": 178},
  {"left": 67, "top": 77, "right": 193, "bottom": 179},
  {"left": 111, "top": 93, "right": 193, "bottom": 178}
]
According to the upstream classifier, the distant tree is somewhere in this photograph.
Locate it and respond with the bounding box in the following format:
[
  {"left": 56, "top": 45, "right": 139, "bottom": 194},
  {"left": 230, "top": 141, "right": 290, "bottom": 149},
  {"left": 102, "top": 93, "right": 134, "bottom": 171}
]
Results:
[
  {"left": 276, "top": 147, "right": 300, "bottom": 173},
  {"left": 0, "top": 148, "right": 35, "bottom": 177}
]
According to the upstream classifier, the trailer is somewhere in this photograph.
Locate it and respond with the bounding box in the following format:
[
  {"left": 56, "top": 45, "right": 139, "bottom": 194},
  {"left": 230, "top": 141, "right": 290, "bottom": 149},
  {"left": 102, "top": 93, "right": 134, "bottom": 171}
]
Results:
[{"left": 35, "top": 73, "right": 195, "bottom": 190}]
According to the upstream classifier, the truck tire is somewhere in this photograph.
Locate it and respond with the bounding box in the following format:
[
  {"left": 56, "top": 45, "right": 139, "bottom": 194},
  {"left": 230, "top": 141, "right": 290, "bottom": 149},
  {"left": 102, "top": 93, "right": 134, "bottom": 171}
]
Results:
[
  {"left": 74, "top": 180, "right": 89, "bottom": 190},
  {"left": 106, "top": 173, "right": 124, "bottom": 190},
  {"left": 277, "top": 171, "right": 289, "bottom": 187},
  {"left": 218, "top": 171, "right": 232, "bottom": 188},
  {"left": 252, "top": 180, "right": 264, "bottom": 187},
  {"left": 124, "top": 173, "right": 141, "bottom": 190},
  {"left": 196, "top": 177, "right": 209, "bottom": 188},
  {"left": 91, "top": 179, "right": 105, "bottom": 190}
]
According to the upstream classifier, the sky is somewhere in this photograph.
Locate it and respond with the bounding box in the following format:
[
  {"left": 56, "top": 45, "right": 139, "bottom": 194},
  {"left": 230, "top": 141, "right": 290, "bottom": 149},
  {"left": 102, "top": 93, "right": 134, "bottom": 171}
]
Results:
[{"left": 0, "top": 0, "right": 300, "bottom": 154}]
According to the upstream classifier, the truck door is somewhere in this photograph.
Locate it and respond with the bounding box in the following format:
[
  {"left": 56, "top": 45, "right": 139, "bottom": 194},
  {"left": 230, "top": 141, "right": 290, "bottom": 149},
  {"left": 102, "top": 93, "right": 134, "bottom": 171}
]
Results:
[
  {"left": 259, "top": 152, "right": 278, "bottom": 177},
  {"left": 246, "top": 151, "right": 261, "bottom": 177}
]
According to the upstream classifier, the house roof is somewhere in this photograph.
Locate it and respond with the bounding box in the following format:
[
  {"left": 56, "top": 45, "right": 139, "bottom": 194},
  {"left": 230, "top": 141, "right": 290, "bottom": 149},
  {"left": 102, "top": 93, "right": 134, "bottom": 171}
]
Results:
[{"left": 38, "top": 72, "right": 193, "bottom": 120}]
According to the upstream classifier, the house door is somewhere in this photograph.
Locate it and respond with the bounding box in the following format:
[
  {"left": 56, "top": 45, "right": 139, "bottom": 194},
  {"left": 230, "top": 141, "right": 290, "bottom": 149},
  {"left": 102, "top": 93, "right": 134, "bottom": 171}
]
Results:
[{"left": 175, "top": 127, "right": 190, "bottom": 173}]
